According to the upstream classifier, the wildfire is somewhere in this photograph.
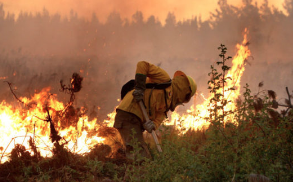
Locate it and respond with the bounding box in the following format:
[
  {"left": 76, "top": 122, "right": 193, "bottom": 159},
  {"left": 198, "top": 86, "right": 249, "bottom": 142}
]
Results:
[
  {"left": 0, "top": 29, "right": 250, "bottom": 163},
  {"left": 168, "top": 28, "right": 251, "bottom": 133}
]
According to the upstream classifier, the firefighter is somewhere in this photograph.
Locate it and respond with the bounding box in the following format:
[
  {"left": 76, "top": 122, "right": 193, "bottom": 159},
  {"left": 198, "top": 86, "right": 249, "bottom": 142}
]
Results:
[{"left": 114, "top": 61, "right": 197, "bottom": 160}]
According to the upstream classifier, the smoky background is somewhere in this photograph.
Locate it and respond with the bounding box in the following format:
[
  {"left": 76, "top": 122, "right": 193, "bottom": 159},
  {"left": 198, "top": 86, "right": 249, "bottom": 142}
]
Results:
[{"left": 0, "top": 0, "right": 293, "bottom": 119}]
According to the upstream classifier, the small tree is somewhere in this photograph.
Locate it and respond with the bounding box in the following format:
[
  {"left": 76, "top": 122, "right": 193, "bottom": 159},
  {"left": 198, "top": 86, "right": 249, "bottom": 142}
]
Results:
[{"left": 207, "top": 44, "right": 233, "bottom": 125}]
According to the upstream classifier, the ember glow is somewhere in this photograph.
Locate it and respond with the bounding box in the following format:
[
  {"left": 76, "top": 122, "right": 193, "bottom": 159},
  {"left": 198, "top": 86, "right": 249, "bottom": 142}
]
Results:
[
  {"left": 0, "top": 87, "right": 115, "bottom": 163},
  {"left": 168, "top": 28, "right": 251, "bottom": 133}
]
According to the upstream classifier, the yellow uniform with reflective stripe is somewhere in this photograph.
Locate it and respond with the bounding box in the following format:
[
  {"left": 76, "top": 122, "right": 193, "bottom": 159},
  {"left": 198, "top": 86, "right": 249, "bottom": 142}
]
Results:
[{"left": 117, "top": 61, "right": 172, "bottom": 129}]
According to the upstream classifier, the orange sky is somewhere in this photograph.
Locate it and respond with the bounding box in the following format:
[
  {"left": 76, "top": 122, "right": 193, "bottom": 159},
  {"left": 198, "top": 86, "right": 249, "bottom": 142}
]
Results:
[{"left": 0, "top": 0, "right": 286, "bottom": 22}]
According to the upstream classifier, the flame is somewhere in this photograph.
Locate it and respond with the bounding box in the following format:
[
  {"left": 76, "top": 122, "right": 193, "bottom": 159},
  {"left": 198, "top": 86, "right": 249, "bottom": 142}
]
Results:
[
  {"left": 0, "top": 87, "right": 115, "bottom": 163},
  {"left": 168, "top": 28, "right": 251, "bottom": 133}
]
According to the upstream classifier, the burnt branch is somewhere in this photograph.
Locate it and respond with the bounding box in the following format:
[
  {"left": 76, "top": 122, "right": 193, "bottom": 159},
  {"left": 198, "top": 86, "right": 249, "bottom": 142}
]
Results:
[
  {"left": 278, "top": 103, "right": 293, "bottom": 108},
  {"left": 59, "top": 73, "right": 83, "bottom": 116},
  {"left": 286, "top": 87, "right": 292, "bottom": 108},
  {"left": 284, "top": 87, "right": 293, "bottom": 115},
  {"left": 44, "top": 107, "right": 62, "bottom": 144},
  {"left": 275, "top": 87, "right": 293, "bottom": 116},
  {"left": 33, "top": 104, "right": 63, "bottom": 144},
  {"left": 0, "top": 137, "right": 15, "bottom": 164},
  {"left": 4, "top": 81, "right": 25, "bottom": 105},
  {"left": 278, "top": 88, "right": 293, "bottom": 109},
  {"left": 59, "top": 73, "right": 83, "bottom": 95}
]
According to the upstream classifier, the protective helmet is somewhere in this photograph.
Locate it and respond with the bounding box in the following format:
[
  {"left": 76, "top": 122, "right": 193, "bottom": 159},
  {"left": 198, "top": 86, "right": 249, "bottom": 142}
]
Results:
[
  {"left": 174, "top": 71, "right": 197, "bottom": 100},
  {"left": 187, "top": 76, "right": 196, "bottom": 97}
]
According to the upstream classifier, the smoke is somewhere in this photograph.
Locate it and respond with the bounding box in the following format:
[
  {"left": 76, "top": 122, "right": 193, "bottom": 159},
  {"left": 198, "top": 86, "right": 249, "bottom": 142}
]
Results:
[
  {"left": 0, "top": 0, "right": 285, "bottom": 23},
  {"left": 0, "top": 0, "right": 293, "bottom": 119}
]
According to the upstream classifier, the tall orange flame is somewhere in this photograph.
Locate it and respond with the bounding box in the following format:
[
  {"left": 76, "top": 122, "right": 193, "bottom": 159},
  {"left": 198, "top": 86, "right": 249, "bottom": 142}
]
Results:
[{"left": 168, "top": 28, "right": 251, "bottom": 133}]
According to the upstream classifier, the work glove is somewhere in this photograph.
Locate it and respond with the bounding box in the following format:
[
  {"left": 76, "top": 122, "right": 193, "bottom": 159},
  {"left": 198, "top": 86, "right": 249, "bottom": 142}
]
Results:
[
  {"left": 143, "top": 120, "right": 155, "bottom": 133},
  {"left": 132, "top": 74, "right": 146, "bottom": 102},
  {"left": 132, "top": 89, "right": 144, "bottom": 102}
]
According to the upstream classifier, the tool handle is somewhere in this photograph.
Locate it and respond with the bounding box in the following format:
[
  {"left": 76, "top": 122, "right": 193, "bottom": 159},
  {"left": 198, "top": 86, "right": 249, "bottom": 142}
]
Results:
[
  {"left": 151, "top": 130, "right": 162, "bottom": 152},
  {"left": 139, "top": 101, "right": 163, "bottom": 153}
]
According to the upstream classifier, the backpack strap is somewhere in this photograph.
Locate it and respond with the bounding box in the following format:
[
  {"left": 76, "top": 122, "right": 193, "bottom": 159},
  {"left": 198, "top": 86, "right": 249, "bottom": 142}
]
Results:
[
  {"left": 163, "top": 89, "right": 169, "bottom": 117},
  {"left": 121, "top": 79, "right": 172, "bottom": 100},
  {"left": 146, "top": 80, "right": 172, "bottom": 89}
]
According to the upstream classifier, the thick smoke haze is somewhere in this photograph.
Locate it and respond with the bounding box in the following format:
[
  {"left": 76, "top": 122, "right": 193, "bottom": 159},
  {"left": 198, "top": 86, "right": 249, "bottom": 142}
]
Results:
[
  {"left": 0, "top": 0, "right": 293, "bottom": 119},
  {"left": 0, "top": 0, "right": 285, "bottom": 23}
]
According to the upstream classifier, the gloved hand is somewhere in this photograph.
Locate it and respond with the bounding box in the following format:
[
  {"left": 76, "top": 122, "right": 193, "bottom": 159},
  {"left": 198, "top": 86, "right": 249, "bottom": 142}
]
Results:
[
  {"left": 132, "top": 73, "right": 146, "bottom": 102},
  {"left": 143, "top": 120, "right": 155, "bottom": 133},
  {"left": 132, "top": 88, "right": 144, "bottom": 102}
]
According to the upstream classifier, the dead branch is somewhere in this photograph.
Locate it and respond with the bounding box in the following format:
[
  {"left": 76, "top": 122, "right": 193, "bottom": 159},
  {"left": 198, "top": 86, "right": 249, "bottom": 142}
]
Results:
[
  {"left": 59, "top": 73, "right": 83, "bottom": 116},
  {"left": 276, "top": 87, "right": 293, "bottom": 116},
  {"left": 4, "top": 81, "right": 25, "bottom": 105},
  {"left": 33, "top": 135, "right": 53, "bottom": 151},
  {"left": 0, "top": 137, "right": 14, "bottom": 163},
  {"left": 21, "top": 131, "right": 28, "bottom": 146},
  {"left": 284, "top": 87, "right": 293, "bottom": 115},
  {"left": 278, "top": 103, "right": 293, "bottom": 108},
  {"left": 44, "top": 107, "right": 62, "bottom": 144}
]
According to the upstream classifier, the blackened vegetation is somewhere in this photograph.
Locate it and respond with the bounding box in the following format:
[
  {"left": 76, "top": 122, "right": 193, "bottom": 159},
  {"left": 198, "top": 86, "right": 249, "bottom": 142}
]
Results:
[
  {"left": 254, "top": 83, "right": 293, "bottom": 116},
  {"left": 44, "top": 107, "right": 62, "bottom": 144},
  {"left": 268, "top": 90, "right": 276, "bottom": 100},
  {"left": 253, "top": 97, "right": 264, "bottom": 113},
  {"left": 252, "top": 82, "right": 293, "bottom": 129},
  {"left": 59, "top": 73, "right": 85, "bottom": 128},
  {"left": 60, "top": 72, "right": 83, "bottom": 107}
]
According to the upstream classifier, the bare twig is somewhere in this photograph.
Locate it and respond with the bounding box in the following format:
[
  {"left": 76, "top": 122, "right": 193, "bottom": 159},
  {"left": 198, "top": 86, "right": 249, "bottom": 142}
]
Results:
[
  {"left": 33, "top": 119, "right": 36, "bottom": 143},
  {"left": 34, "top": 135, "right": 53, "bottom": 152},
  {"left": 284, "top": 87, "right": 292, "bottom": 115},
  {"left": 278, "top": 87, "right": 293, "bottom": 116},
  {"left": 0, "top": 138, "right": 15, "bottom": 164},
  {"left": 286, "top": 87, "right": 292, "bottom": 107},
  {"left": 4, "top": 81, "right": 25, "bottom": 105},
  {"left": 278, "top": 103, "right": 293, "bottom": 108},
  {"left": 21, "top": 130, "right": 28, "bottom": 146}
]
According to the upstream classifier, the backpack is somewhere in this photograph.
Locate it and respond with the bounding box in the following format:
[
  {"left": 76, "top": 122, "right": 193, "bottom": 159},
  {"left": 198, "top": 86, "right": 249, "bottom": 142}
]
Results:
[{"left": 121, "top": 79, "right": 172, "bottom": 99}]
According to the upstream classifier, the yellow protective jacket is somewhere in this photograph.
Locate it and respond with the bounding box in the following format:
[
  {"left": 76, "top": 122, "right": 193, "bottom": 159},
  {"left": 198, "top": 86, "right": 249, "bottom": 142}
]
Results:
[{"left": 117, "top": 61, "right": 172, "bottom": 129}]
